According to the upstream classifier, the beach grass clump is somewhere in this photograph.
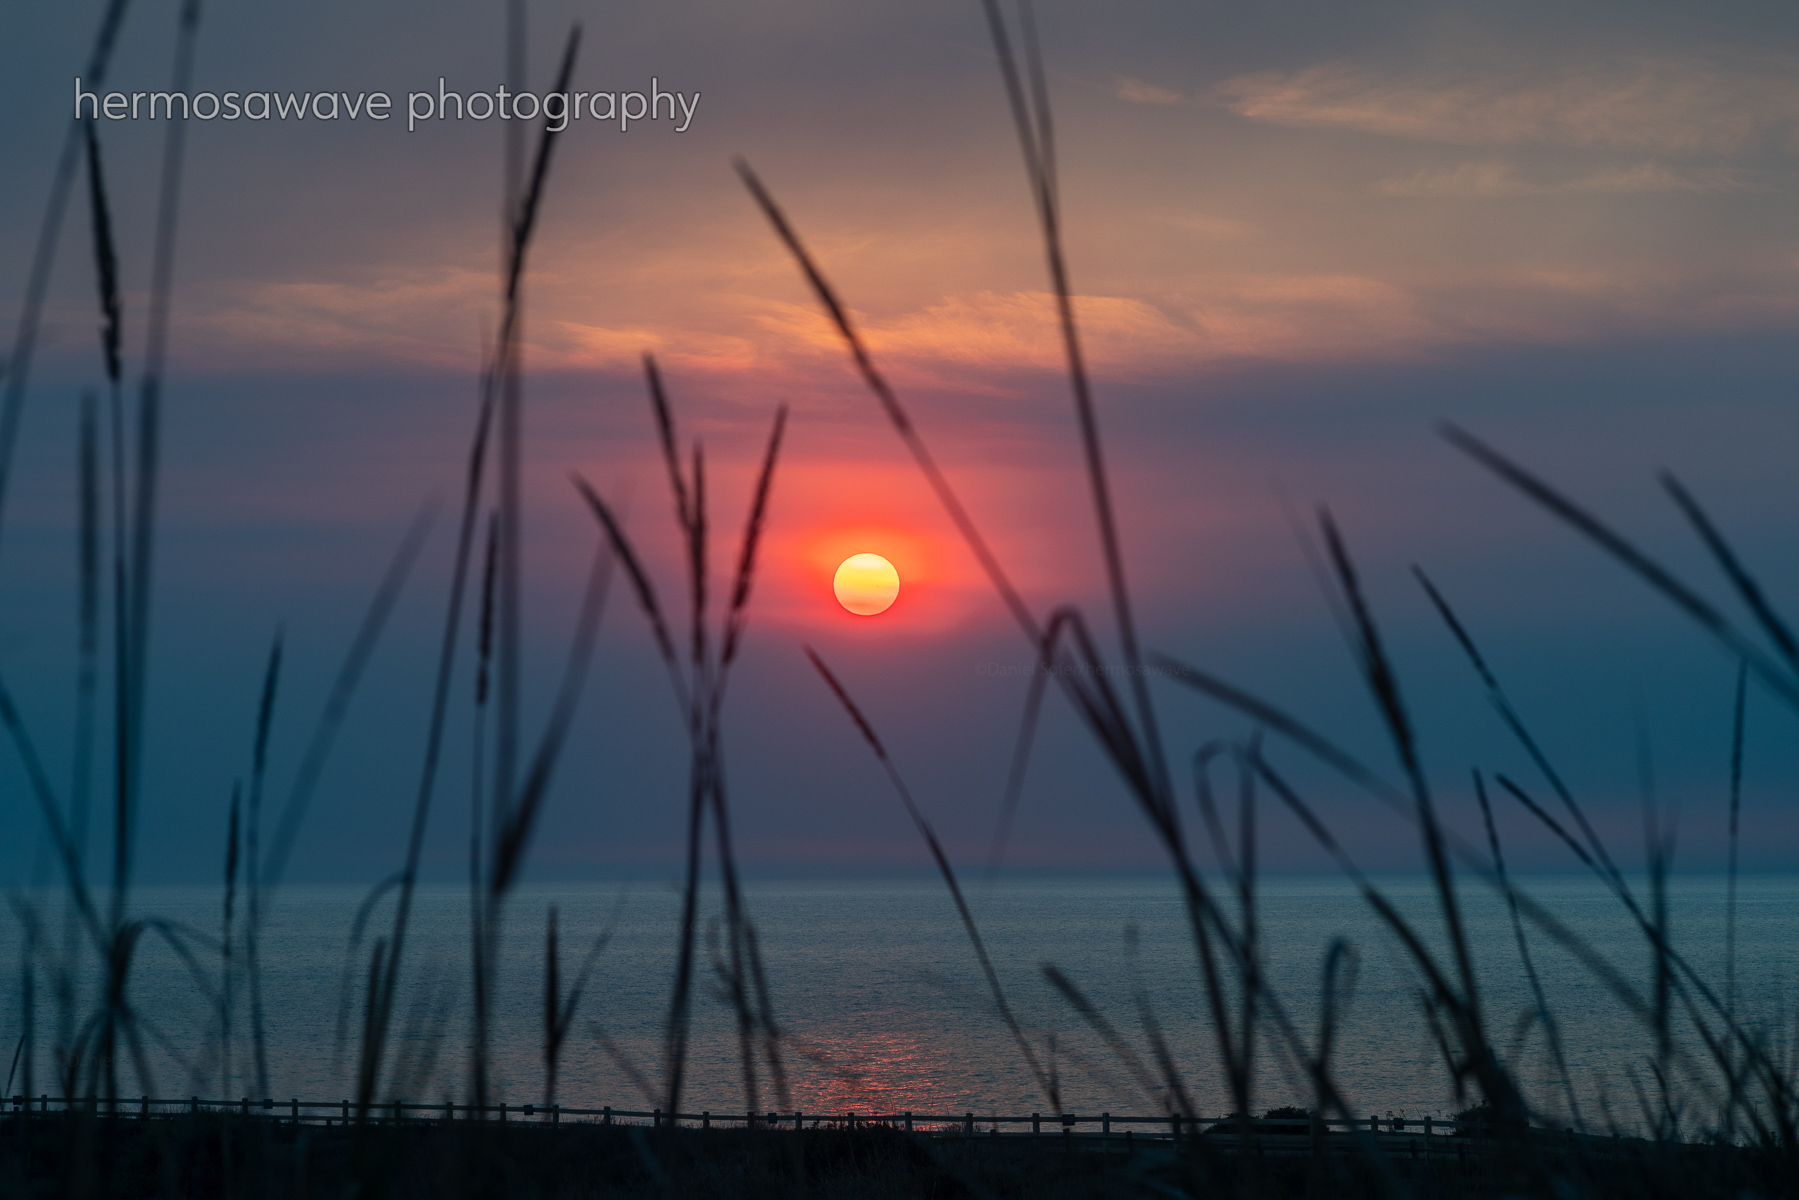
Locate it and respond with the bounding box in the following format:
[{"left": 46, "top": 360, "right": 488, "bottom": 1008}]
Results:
[{"left": 4, "top": 1, "right": 1799, "bottom": 1197}]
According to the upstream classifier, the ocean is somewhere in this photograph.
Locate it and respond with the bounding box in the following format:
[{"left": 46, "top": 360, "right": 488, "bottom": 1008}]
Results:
[{"left": 6, "top": 871, "right": 1794, "bottom": 1128}]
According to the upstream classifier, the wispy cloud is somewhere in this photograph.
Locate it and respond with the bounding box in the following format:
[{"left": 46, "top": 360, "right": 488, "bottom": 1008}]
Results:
[
  {"left": 1117, "top": 76, "right": 1183, "bottom": 105},
  {"left": 1218, "top": 56, "right": 1799, "bottom": 154},
  {"left": 1374, "top": 159, "right": 1752, "bottom": 196},
  {"left": 194, "top": 268, "right": 495, "bottom": 368},
  {"left": 186, "top": 264, "right": 1799, "bottom": 379}
]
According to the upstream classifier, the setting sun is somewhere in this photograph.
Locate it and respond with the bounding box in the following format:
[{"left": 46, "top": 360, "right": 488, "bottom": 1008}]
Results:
[{"left": 833, "top": 553, "right": 900, "bottom": 616}]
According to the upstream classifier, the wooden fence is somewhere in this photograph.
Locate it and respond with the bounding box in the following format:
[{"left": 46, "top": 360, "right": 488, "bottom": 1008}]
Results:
[{"left": 6, "top": 1094, "right": 1588, "bottom": 1156}]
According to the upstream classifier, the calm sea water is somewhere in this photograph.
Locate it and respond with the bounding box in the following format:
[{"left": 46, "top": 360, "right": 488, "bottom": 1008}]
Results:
[{"left": 5, "top": 872, "right": 1795, "bottom": 1126}]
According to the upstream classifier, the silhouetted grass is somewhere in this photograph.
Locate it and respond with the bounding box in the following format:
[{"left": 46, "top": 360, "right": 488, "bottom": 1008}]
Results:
[
  {"left": 573, "top": 358, "right": 791, "bottom": 1116},
  {"left": 734, "top": 4, "right": 1799, "bottom": 1197},
  {"left": 4, "top": 1, "right": 1799, "bottom": 1197}
]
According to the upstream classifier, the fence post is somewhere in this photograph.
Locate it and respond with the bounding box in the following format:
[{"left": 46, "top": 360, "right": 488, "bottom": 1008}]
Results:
[
  {"left": 652, "top": 1108, "right": 659, "bottom": 1130},
  {"left": 604, "top": 1106, "right": 611, "bottom": 1126},
  {"left": 342, "top": 1099, "right": 349, "bottom": 1123},
  {"left": 241, "top": 1097, "right": 249, "bottom": 1117},
  {"left": 554, "top": 1105, "right": 561, "bottom": 1125},
  {"left": 702, "top": 1111, "right": 710, "bottom": 1130},
  {"left": 396, "top": 1100, "right": 403, "bottom": 1125},
  {"left": 1424, "top": 1115, "right": 1431, "bottom": 1140},
  {"left": 904, "top": 1112, "right": 912, "bottom": 1133},
  {"left": 291, "top": 1098, "right": 298, "bottom": 1123},
  {"left": 141, "top": 1096, "right": 148, "bottom": 1121},
  {"left": 795, "top": 1111, "right": 802, "bottom": 1132},
  {"left": 500, "top": 1103, "right": 507, "bottom": 1122},
  {"left": 191, "top": 1096, "right": 197, "bottom": 1115},
  {"left": 1102, "top": 1112, "right": 1110, "bottom": 1135},
  {"left": 1170, "top": 1113, "right": 1179, "bottom": 1144},
  {"left": 964, "top": 1112, "right": 973, "bottom": 1137},
  {"left": 1032, "top": 1112, "right": 1040, "bottom": 1136}
]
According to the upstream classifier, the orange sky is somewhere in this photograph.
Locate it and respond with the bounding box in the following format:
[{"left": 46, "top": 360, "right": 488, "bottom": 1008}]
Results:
[{"left": 5, "top": 0, "right": 1799, "bottom": 879}]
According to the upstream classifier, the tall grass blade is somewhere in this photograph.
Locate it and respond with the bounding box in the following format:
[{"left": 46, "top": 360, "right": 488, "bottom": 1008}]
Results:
[
  {"left": 1236, "top": 737, "right": 1260, "bottom": 1143},
  {"left": 246, "top": 633, "right": 281, "bottom": 1099},
  {"left": 0, "top": 677, "right": 105, "bottom": 946},
  {"left": 544, "top": 892, "right": 623, "bottom": 1108},
  {"left": 576, "top": 385, "right": 788, "bottom": 1112},
  {"left": 122, "top": 0, "right": 204, "bottom": 907},
  {"left": 543, "top": 905, "right": 561, "bottom": 1107},
  {"left": 220, "top": 783, "right": 239, "bottom": 1096},
  {"left": 1190, "top": 741, "right": 1241, "bottom": 881},
  {"left": 0, "top": 0, "right": 133, "bottom": 553},
  {"left": 491, "top": 537, "right": 614, "bottom": 896},
  {"left": 332, "top": 871, "right": 404, "bottom": 1074},
  {"left": 735, "top": 161, "right": 1039, "bottom": 642},
  {"left": 261, "top": 507, "right": 433, "bottom": 891},
  {"left": 708, "top": 405, "right": 791, "bottom": 1109},
  {"left": 1154, "top": 652, "right": 1410, "bottom": 814},
  {"left": 72, "top": 392, "right": 101, "bottom": 861},
  {"left": 715, "top": 406, "right": 787, "bottom": 680},
  {"left": 659, "top": 732, "right": 705, "bottom": 1111},
  {"left": 380, "top": 369, "right": 499, "bottom": 1106},
  {"left": 977, "top": 0, "right": 1170, "bottom": 805},
  {"left": 1443, "top": 424, "right": 1799, "bottom": 709},
  {"left": 572, "top": 476, "right": 687, "bottom": 707},
  {"left": 1414, "top": 566, "right": 1630, "bottom": 892},
  {"left": 494, "top": 21, "right": 583, "bottom": 841},
  {"left": 1251, "top": 747, "right": 1520, "bottom": 1120},
  {"left": 77, "top": 66, "right": 137, "bottom": 1103},
  {"left": 81, "top": 124, "right": 122, "bottom": 388},
  {"left": 1662, "top": 473, "right": 1799, "bottom": 671},
  {"left": 63, "top": 392, "right": 103, "bottom": 1077},
  {"left": 1726, "top": 660, "right": 1747, "bottom": 1137},
  {"left": 471, "top": 509, "right": 498, "bottom": 1105},
  {"left": 1040, "top": 964, "right": 1161, "bottom": 1103},
  {"left": 986, "top": 658, "right": 1048, "bottom": 876},
  {"left": 1474, "top": 772, "right": 1581, "bottom": 1126},
  {"left": 642, "top": 355, "right": 690, "bottom": 532},
  {"left": 421, "top": 529, "right": 607, "bottom": 1110},
  {"left": 688, "top": 444, "right": 708, "bottom": 690},
  {"left": 805, "top": 646, "right": 1056, "bottom": 1105},
  {"left": 1120, "top": 932, "right": 1193, "bottom": 1117}
]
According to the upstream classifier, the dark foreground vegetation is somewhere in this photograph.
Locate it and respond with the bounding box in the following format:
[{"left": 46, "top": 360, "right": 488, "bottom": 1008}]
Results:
[
  {"left": 6, "top": 2, "right": 1799, "bottom": 1199},
  {"left": 1, "top": 1112, "right": 1793, "bottom": 1200}
]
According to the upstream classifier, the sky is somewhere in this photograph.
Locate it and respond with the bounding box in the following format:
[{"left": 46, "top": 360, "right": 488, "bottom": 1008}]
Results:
[{"left": 2, "top": 0, "right": 1798, "bottom": 886}]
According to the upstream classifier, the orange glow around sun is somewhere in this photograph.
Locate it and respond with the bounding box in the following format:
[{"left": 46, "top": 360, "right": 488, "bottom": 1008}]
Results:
[{"left": 833, "top": 553, "right": 900, "bottom": 615}]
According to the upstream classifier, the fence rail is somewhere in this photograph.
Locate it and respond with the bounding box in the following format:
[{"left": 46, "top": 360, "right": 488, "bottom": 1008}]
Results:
[{"left": 4, "top": 1094, "right": 1581, "bottom": 1151}]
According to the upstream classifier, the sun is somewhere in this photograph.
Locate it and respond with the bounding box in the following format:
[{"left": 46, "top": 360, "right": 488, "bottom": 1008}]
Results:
[{"left": 833, "top": 553, "right": 900, "bottom": 616}]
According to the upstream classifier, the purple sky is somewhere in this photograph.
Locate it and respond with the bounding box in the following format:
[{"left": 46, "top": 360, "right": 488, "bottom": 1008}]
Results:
[{"left": 3, "top": 0, "right": 1799, "bottom": 885}]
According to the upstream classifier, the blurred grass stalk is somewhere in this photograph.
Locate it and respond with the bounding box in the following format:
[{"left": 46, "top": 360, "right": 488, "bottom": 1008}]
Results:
[
  {"left": 1, "top": 0, "right": 1797, "bottom": 1196},
  {"left": 739, "top": 0, "right": 1799, "bottom": 1193}
]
